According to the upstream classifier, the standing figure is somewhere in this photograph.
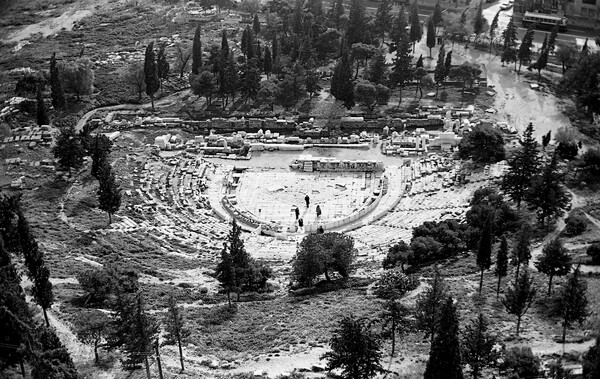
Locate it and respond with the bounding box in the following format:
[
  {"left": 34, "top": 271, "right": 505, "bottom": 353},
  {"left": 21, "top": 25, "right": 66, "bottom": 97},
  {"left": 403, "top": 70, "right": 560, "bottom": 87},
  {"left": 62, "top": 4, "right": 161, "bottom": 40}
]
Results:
[
  {"left": 316, "top": 204, "right": 322, "bottom": 217},
  {"left": 305, "top": 195, "right": 310, "bottom": 207},
  {"left": 294, "top": 206, "right": 300, "bottom": 220},
  {"left": 298, "top": 218, "right": 303, "bottom": 228}
]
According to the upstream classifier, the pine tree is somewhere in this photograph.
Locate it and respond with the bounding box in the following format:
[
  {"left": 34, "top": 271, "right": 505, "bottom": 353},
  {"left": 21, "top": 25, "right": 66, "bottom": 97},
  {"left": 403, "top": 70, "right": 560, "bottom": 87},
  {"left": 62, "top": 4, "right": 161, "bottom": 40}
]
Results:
[
  {"left": 426, "top": 18, "right": 436, "bottom": 58},
  {"left": 227, "top": 220, "right": 252, "bottom": 293},
  {"left": 53, "top": 124, "right": 85, "bottom": 176},
  {"left": 192, "top": 24, "right": 202, "bottom": 74},
  {"left": 526, "top": 152, "right": 569, "bottom": 226},
  {"left": 144, "top": 42, "right": 160, "bottom": 112},
  {"left": 374, "top": 0, "right": 393, "bottom": 44},
  {"left": 434, "top": 44, "right": 446, "bottom": 96},
  {"left": 502, "top": 122, "right": 540, "bottom": 208},
  {"left": 122, "top": 293, "right": 159, "bottom": 378},
  {"left": 534, "top": 33, "right": 549, "bottom": 81},
  {"left": 36, "top": 86, "right": 49, "bottom": 126},
  {"left": 32, "top": 327, "right": 78, "bottom": 379},
  {"left": 97, "top": 162, "right": 122, "bottom": 225},
  {"left": 517, "top": 25, "right": 535, "bottom": 73},
  {"left": 535, "top": 238, "right": 571, "bottom": 295},
  {"left": 489, "top": 10, "right": 500, "bottom": 53},
  {"left": 409, "top": 2, "right": 422, "bottom": 52},
  {"left": 90, "top": 134, "right": 113, "bottom": 179},
  {"left": 473, "top": 1, "right": 485, "bottom": 36},
  {"left": 368, "top": 50, "right": 387, "bottom": 85},
  {"left": 495, "top": 236, "right": 509, "bottom": 299},
  {"left": 346, "top": 0, "right": 367, "bottom": 45},
  {"left": 331, "top": 42, "right": 355, "bottom": 109},
  {"left": 415, "top": 270, "right": 447, "bottom": 343},
  {"left": 50, "top": 52, "right": 65, "bottom": 110},
  {"left": 511, "top": 224, "right": 531, "bottom": 280},
  {"left": 389, "top": 7, "right": 413, "bottom": 105},
  {"left": 322, "top": 315, "right": 384, "bottom": 379},
  {"left": 253, "top": 13, "right": 261, "bottom": 35},
  {"left": 380, "top": 299, "right": 412, "bottom": 363},
  {"left": 165, "top": 293, "right": 188, "bottom": 372},
  {"left": 461, "top": 313, "right": 497, "bottom": 379},
  {"left": 157, "top": 43, "right": 170, "bottom": 95},
  {"left": 424, "top": 296, "right": 463, "bottom": 379},
  {"left": 215, "top": 242, "right": 237, "bottom": 306},
  {"left": 477, "top": 219, "right": 493, "bottom": 294},
  {"left": 553, "top": 267, "right": 588, "bottom": 350},
  {"left": 240, "top": 58, "right": 260, "bottom": 102},
  {"left": 502, "top": 269, "right": 536, "bottom": 336},
  {"left": 75, "top": 310, "right": 111, "bottom": 365}
]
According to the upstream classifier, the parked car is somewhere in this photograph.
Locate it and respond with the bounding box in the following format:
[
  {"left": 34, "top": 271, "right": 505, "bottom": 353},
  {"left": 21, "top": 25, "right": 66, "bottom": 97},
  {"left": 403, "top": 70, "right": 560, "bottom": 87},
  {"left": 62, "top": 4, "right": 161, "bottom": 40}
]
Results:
[{"left": 500, "top": 2, "right": 513, "bottom": 10}]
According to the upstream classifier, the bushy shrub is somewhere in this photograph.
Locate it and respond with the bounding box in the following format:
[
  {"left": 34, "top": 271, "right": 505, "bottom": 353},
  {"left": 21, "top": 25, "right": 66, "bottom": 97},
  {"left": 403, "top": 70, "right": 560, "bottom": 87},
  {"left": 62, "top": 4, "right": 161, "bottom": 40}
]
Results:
[
  {"left": 588, "top": 243, "right": 600, "bottom": 265},
  {"left": 564, "top": 215, "right": 587, "bottom": 236},
  {"left": 373, "top": 269, "right": 419, "bottom": 299},
  {"left": 499, "top": 347, "right": 541, "bottom": 378}
]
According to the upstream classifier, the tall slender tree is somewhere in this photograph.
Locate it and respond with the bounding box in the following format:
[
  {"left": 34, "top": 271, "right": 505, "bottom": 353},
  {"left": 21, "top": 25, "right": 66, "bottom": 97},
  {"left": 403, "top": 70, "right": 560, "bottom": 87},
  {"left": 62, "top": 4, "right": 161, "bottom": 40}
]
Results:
[
  {"left": 517, "top": 25, "right": 535, "bottom": 73},
  {"left": 374, "top": 0, "right": 393, "bottom": 44},
  {"left": 157, "top": 43, "right": 170, "bottom": 95},
  {"left": 53, "top": 124, "right": 85, "bottom": 176},
  {"left": 144, "top": 42, "right": 160, "bottom": 111},
  {"left": 346, "top": 0, "right": 367, "bottom": 45},
  {"left": 122, "top": 293, "right": 159, "bottom": 379},
  {"left": 477, "top": 219, "right": 493, "bottom": 294},
  {"left": 36, "top": 86, "right": 49, "bottom": 126},
  {"left": 424, "top": 296, "right": 463, "bottom": 379},
  {"left": 415, "top": 270, "right": 448, "bottom": 343},
  {"left": 432, "top": 2, "right": 443, "bottom": 28},
  {"left": 501, "top": 17, "right": 518, "bottom": 67},
  {"left": 50, "top": 52, "right": 65, "bottom": 109},
  {"left": 502, "top": 269, "right": 536, "bottom": 336},
  {"left": 263, "top": 46, "right": 273, "bottom": 77},
  {"left": 426, "top": 18, "right": 436, "bottom": 58},
  {"left": 512, "top": 224, "right": 532, "bottom": 280},
  {"left": 534, "top": 33, "right": 550, "bottom": 80},
  {"left": 409, "top": 2, "right": 423, "bottom": 52},
  {"left": 473, "top": 2, "right": 485, "bottom": 36},
  {"left": 215, "top": 242, "right": 237, "bottom": 306},
  {"left": 380, "top": 299, "right": 412, "bottom": 366},
  {"left": 535, "top": 238, "right": 571, "bottom": 295},
  {"left": 253, "top": 13, "right": 261, "bottom": 35},
  {"left": 165, "top": 293, "right": 188, "bottom": 372},
  {"left": 495, "top": 236, "right": 509, "bottom": 299},
  {"left": 548, "top": 23, "right": 559, "bottom": 54},
  {"left": 192, "top": 25, "right": 202, "bottom": 74},
  {"left": 97, "top": 162, "right": 122, "bottom": 225},
  {"left": 90, "top": 134, "right": 113, "bottom": 179},
  {"left": 389, "top": 7, "right": 413, "bottom": 105},
  {"left": 434, "top": 45, "right": 446, "bottom": 97},
  {"left": 331, "top": 42, "right": 355, "bottom": 109},
  {"left": 553, "top": 267, "right": 588, "bottom": 351},
  {"left": 489, "top": 10, "right": 500, "bottom": 53}
]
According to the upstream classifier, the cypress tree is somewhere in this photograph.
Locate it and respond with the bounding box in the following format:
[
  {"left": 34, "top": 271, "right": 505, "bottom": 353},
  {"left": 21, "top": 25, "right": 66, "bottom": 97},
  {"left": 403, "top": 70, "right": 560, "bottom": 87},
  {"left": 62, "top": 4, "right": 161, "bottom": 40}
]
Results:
[
  {"left": 192, "top": 24, "right": 202, "bottom": 74},
  {"left": 272, "top": 34, "right": 279, "bottom": 61},
  {"left": 502, "top": 269, "right": 536, "bottom": 336},
  {"left": 434, "top": 44, "right": 446, "bottom": 96},
  {"left": 264, "top": 46, "right": 273, "bottom": 77},
  {"left": 477, "top": 219, "right": 493, "bottom": 294},
  {"left": 426, "top": 18, "right": 436, "bottom": 59},
  {"left": 415, "top": 270, "right": 447, "bottom": 343},
  {"left": 548, "top": 23, "right": 559, "bottom": 54},
  {"left": 512, "top": 223, "right": 531, "bottom": 280},
  {"left": 221, "top": 29, "right": 229, "bottom": 58},
  {"left": 374, "top": 0, "right": 393, "bottom": 44},
  {"left": 432, "top": 2, "right": 443, "bottom": 27},
  {"left": 535, "top": 238, "right": 571, "bottom": 295},
  {"left": 144, "top": 42, "right": 160, "bottom": 112},
  {"left": 50, "top": 52, "right": 65, "bottom": 110},
  {"left": 122, "top": 293, "right": 159, "bottom": 377},
  {"left": 489, "top": 10, "right": 500, "bottom": 53},
  {"left": 157, "top": 42, "right": 170, "bottom": 95},
  {"left": 389, "top": 6, "right": 413, "bottom": 105},
  {"left": 227, "top": 220, "right": 252, "bottom": 294},
  {"left": 424, "top": 296, "right": 463, "bottom": 379},
  {"left": 517, "top": 25, "right": 535, "bottom": 73},
  {"left": 473, "top": 1, "right": 485, "bottom": 36},
  {"left": 409, "top": 2, "right": 422, "bottom": 52},
  {"left": 502, "top": 122, "right": 540, "bottom": 208},
  {"left": 501, "top": 17, "right": 518, "bottom": 66},
  {"left": 368, "top": 50, "right": 387, "bottom": 85},
  {"left": 553, "top": 267, "right": 588, "bottom": 350},
  {"left": 495, "top": 236, "right": 508, "bottom": 299},
  {"left": 97, "top": 162, "right": 122, "bottom": 225},
  {"left": 535, "top": 33, "right": 550, "bottom": 80},
  {"left": 330, "top": 42, "right": 355, "bottom": 109},
  {"left": 215, "top": 242, "right": 236, "bottom": 306},
  {"left": 90, "top": 134, "right": 113, "bottom": 179},
  {"left": 165, "top": 293, "right": 188, "bottom": 372},
  {"left": 36, "top": 86, "right": 49, "bottom": 126},
  {"left": 253, "top": 13, "right": 261, "bottom": 35},
  {"left": 346, "top": 0, "right": 367, "bottom": 45}
]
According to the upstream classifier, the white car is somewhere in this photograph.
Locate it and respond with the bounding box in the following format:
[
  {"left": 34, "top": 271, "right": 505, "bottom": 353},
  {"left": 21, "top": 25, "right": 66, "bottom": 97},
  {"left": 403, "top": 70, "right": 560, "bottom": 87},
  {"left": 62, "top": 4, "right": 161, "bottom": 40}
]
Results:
[{"left": 500, "top": 2, "right": 513, "bottom": 10}]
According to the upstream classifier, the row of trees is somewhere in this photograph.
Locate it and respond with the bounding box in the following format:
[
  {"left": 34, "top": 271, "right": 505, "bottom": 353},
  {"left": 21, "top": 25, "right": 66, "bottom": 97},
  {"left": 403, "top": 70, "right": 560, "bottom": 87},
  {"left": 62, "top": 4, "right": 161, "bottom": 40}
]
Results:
[
  {"left": 322, "top": 264, "right": 592, "bottom": 379},
  {"left": 0, "top": 196, "right": 77, "bottom": 378}
]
